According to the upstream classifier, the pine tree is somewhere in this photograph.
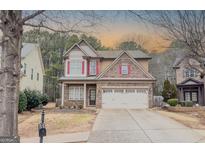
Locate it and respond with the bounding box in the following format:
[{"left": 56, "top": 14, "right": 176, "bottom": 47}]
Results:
[{"left": 162, "top": 79, "right": 177, "bottom": 102}]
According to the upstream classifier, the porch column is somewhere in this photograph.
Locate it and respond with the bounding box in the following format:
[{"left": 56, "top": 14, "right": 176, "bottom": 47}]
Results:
[
  {"left": 84, "top": 83, "right": 86, "bottom": 108},
  {"left": 198, "top": 87, "right": 201, "bottom": 105},
  {"left": 61, "top": 82, "right": 65, "bottom": 107}
]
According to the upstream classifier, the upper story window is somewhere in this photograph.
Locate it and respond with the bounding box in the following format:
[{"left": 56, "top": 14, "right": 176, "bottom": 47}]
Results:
[
  {"left": 89, "top": 60, "right": 96, "bottom": 75},
  {"left": 24, "top": 63, "right": 27, "bottom": 75},
  {"left": 37, "top": 73, "right": 39, "bottom": 81},
  {"left": 184, "top": 68, "right": 198, "bottom": 78},
  {"left": 70, "top": 60, "right": 82, "bottom": 75},
  {"left": 121, "top": 64, "right": 128, "bottom": 75},
  {"left": 31, "top": 68, "right": 34, "bottom": 80}
]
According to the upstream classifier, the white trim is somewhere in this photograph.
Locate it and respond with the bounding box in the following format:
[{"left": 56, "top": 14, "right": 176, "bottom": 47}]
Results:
[
  {"left": 84, "top": 83, "right": 86, "bottom": 108},
  {"left": 65, "top": 59, "right": 87, "bottom": 77},
  {"left": 63, "top": 43, "right": 89, "bottom": 57}
]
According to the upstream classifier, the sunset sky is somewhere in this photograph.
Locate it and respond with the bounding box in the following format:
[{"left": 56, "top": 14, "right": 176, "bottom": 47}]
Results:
[
  {"left": 86, "top": 11, "right": 171, "bottom": 52},
  {"left": 24, "top": 11, "right": 171, "bottom": 52}
]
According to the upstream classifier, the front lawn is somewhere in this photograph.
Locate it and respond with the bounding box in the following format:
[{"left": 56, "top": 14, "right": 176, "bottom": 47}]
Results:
[
  {"left": 157, "top": 109, "right": 205, "bottom": 129},
  {"left": 18, "top": 103, "right": 97, "bottom": 138}
]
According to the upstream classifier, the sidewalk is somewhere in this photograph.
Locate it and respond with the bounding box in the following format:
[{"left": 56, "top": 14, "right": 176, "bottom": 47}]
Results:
[{"left": 21, "top": 132, "right": 90, "bottom": 143}]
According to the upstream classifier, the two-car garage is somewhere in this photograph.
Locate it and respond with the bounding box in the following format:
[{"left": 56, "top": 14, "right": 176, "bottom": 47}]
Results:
[{"left": 101, "top": 88, "right": 149, "bottom": 109}]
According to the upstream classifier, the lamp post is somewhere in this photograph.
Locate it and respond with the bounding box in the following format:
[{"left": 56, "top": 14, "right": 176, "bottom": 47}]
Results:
[{"left": 38, "top": 110, "right": 46, "bottom": 143}]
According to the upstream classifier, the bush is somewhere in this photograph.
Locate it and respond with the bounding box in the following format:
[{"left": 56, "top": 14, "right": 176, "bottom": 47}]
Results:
[
  {"left": 18, "top": 92, "right": 27, "bottom": 113},
  {"left": 24, "top": 89, "right": 41, "bottom": 111},
  {"left": 167, "top": 98, "right": 178, "bottom": 106},
  {"left": 162, "top": 79, "right": 177, "bottom": 102},
  {"left": 185, "top": 101, "right": 193, "bottom": 107},
  {"left": 39, "top": 93, "right": 49, "bottom": 106}
]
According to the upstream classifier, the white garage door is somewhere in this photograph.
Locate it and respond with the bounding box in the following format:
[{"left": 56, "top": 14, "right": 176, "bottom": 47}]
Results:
[{"left": 102, "top": 88, "right": 149, "bottom": 109}]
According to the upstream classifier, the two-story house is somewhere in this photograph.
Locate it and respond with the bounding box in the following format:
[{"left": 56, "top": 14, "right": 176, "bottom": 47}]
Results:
[
  {"left": 173, "top": 57, "right": 204, "bottom": 105},
  {"left": 59, "top": 40, "right": 156, "bottom": 109},
  {"left": 20, "top": 43, "right": 45, "bottom": 93},
  {"left": 0, "top": 43, "right": 45, "bottom": 93}
]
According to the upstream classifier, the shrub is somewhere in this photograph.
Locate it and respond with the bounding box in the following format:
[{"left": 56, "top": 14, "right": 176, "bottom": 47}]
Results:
[
  {"left": 39, "top": 93, "right": 49, "bottom": 106},
  {"left": 162, "top": 79, "right": 177, "bottom": 102},
  {"left": 185, "top": 101, "right": 193, "bottom": 107},
  {"left": 18, "top": 92, "right": 27, "bottom": 113},
  {"left": 179, "top": 101, "right": 185, "bottom": 106},
  {"left": 167, "top": 98, "right": 178, "bottom": 106},
  {"left": 24, "top": 89, "right": 40, "bottom": 111}
]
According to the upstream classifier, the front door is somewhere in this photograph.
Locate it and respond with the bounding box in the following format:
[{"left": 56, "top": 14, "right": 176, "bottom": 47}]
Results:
[
  {"left": 184, "top": 91, "right": 198, "bottom": 103},
  {"left": 89, "top": 89, "right": 96, "bottom": 106}
]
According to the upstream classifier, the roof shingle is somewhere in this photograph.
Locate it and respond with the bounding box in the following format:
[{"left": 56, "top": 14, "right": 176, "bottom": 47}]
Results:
[{"left": 96, "top": 50, "right": 151, "bottom": 59}]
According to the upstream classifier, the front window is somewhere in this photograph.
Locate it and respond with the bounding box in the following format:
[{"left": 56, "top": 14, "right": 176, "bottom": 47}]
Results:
[
  {"left": 90, "top": 60, "right": 96, "bottom": 75},
  {"left": 69, "top": 86, "right": 84, "bottom": 100},
  {"left": 70, "top": 60, "right": 82, "bottom": 75},
  {"left": 121, "top": 64, "right": 128, "bottom": 75},
  {"left": 184, "top": 68, "right": 198, "bottom": 78}
]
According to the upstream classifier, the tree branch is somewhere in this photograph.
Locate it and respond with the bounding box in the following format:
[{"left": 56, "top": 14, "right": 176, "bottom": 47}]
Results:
[
  {"left": 22, "top": 10, "right": 45, "bottom": 23},
  {"left": 24, "top": 22, "right": 83, "bottom": 34}
]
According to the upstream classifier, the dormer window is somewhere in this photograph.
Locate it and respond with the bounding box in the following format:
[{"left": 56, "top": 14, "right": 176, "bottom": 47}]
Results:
[
  {"left": 89, "top": 60, "right": 96, "bottom": 75},
  {"left": 184, "top": 68, "right": 198, "bottom": 78}
]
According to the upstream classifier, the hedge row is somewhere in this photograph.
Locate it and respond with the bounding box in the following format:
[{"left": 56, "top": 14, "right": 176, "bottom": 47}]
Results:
[
  {"left": 18, "top": 89, "right": 49, "bottom": 113},
  {"left": 167, "top": 98, "right": 194, "bottom": 107}
]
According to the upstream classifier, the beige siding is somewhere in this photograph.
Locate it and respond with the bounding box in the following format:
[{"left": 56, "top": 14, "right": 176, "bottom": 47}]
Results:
[{"left": 20, "top": 48, "right": 44, "bottom": 93}]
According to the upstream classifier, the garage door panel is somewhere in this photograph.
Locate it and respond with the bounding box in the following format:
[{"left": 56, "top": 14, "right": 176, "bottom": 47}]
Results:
[{"left": 102, "top": 88, "right": 148, "bottom": 109}]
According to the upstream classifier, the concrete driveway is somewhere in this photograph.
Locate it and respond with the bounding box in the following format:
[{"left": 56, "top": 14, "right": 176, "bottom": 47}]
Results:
[{"left": 88, "top": 109, "right": 205, "bottom": 143}]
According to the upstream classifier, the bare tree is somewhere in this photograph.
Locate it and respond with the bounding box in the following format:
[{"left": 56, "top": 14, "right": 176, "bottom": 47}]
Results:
[
  {"left": 0, "top": 10, "right": 101, "bottom": 142},
  {"left": 129, "top": 10, "right": 205, "bottom": 76},
  {"left": 118, "top": 33, "right": 148, "bottom": 49}
]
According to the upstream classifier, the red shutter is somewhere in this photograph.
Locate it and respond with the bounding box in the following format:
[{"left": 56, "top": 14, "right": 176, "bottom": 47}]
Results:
[
  {"left": 96, "top": 60, "right": 99, "bottom": 75},
  {"left": 67, "top": 61, "right": 70, "bottom": 75},
  {"left": 128, "top": 64, "right": 131, "bottom": 74},
  {"left": 119, "top": 65, "right": 122, "bottom": 74},
  {"left": 82, "top": 61, "right": 85, "bottom": 74},
  {"left": 87, "top": 60, "right": 90, "bottom": 76}
]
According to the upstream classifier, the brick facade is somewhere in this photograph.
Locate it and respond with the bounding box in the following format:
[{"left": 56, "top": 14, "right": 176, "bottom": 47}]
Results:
[{"left": 102, "top": 53, "right": 148, "bottom": 79}]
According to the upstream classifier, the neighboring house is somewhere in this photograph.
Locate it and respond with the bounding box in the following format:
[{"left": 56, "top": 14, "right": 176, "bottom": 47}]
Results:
[
  {"left": 0, "top": 43, "right": 44, "bottom": 93},
  {"left": 173, "top": 57, "right": 204, "bottom": 105},
  {"left": 20, "top": 43, "right": 45, "bottom": 93},
  {"left": 59, "top": 40, "right": 156, "bottom": 109}
]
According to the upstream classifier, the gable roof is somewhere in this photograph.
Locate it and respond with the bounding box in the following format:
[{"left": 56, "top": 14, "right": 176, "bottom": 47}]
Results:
[
  {"left": 78, "top": 39, "right": 99, "bottom": 57},
  {"left": 97, "top": 50, "right": 155, "bottom": 80},
  {"left": 177, "top": 78, "right": 204, "bottom": 86},
  {"left": 63, "top": 43, "right": 89, "bottom": 57},
  {"left": 96, "top": 50, "right": 151, "bottom": 59}
]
